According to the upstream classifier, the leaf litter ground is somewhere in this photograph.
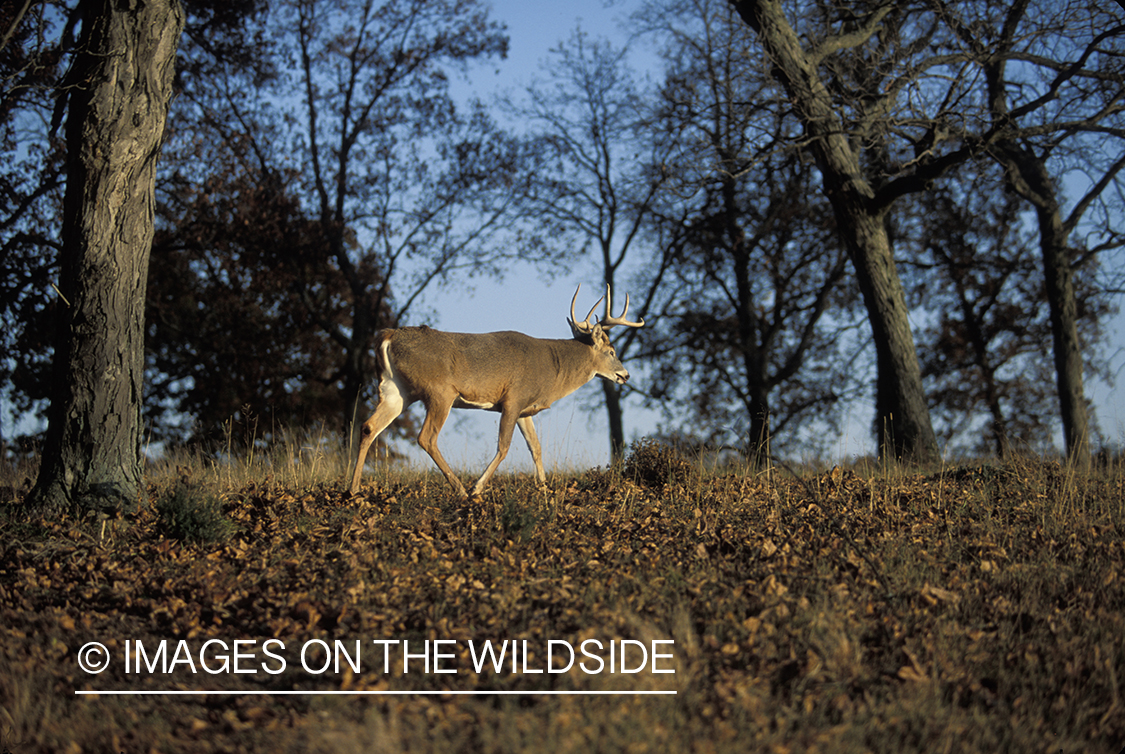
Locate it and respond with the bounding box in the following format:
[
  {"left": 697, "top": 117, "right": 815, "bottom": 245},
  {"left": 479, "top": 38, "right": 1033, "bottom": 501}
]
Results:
[{"left": 1, "top": 457, "right": 1124, "bottom": 753}]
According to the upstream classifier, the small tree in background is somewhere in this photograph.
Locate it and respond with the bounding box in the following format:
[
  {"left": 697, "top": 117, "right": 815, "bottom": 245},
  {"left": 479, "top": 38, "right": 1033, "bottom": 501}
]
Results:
[
  {"left": 502, "top": 28, "right": 671, "bottom": 464},
  {"left": 149, "top": 0, "right": 542, "bottom": 448},
  {"left": 0, "top": 1, "right": 68, "bottom": 449}
]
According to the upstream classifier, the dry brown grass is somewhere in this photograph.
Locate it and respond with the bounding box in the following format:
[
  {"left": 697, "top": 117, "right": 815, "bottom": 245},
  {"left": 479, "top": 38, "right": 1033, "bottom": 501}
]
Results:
[{"left": 1, "top": 441, "right": 1123, "bottom": 753}]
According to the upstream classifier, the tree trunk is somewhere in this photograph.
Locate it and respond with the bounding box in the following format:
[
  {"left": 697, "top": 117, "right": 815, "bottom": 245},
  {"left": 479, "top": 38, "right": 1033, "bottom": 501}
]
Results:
[
  {"left": 601, "top": 264, "right": 627, "bottom": 466},
  {"left": 729, "top": 205, "right": 771, "bottom": 467},
  {"left": 951, "top": 270, "right": 1011, "bottom": 458},
  {"left": 602, "top": 380, "right": 626, "bottom": 465},
  {"left": 852, "top": 208, "right": 938, "bottom": 462},
  {"left": 28, "top": 0, "right": 183, "bottom": 515},
  {"left": 994, "top": 145, "right": 1091, "bottom": 468},
  {"left": 729, "top": 0, "right": 939, "bottom": 463},
  {"left": 979, "top": 21, "right": 1092, "bottom": 468},
  {"left": 342, "top": 349, "right": 365, "bottom": 458}
]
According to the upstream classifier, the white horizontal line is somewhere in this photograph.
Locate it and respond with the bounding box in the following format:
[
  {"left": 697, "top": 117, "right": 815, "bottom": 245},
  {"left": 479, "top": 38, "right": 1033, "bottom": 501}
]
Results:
[{"left": 76, "top": 689, "right": 676, "bottom": 696}]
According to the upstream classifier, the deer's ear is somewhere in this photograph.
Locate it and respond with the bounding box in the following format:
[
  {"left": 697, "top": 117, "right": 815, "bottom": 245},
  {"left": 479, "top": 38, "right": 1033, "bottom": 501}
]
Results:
[{"left": 591, "top": 326, "right": 611, "bottom": 348}]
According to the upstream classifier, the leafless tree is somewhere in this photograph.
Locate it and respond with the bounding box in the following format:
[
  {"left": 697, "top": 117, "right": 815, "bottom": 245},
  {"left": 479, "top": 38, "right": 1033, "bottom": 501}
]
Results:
[
  {"left": 936, "top": 0, "right": 1125, "bottom": 466},
  {"left": 502, "top": 28, "right": 673, "bottom": 463},
  {"left": 637, "top": 0, "right": 863, "bottom": 462},
  {"left": 727, "top": 0, "right": 951, "bottom": 462},
  {"left": 153, "top": 0, "right": 536, "bottom": 447}
]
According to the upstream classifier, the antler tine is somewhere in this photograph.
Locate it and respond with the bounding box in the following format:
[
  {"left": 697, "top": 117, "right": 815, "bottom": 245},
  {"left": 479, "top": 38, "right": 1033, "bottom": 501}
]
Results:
[
  {"left": 584, "top": 295, "right": 603, "bottom": 324},
  {"left": 600, "top": 284, "right": 645, "bottom": 329},
  {"left": 569, "top": 284, "right": 604, "bottom": 335}
]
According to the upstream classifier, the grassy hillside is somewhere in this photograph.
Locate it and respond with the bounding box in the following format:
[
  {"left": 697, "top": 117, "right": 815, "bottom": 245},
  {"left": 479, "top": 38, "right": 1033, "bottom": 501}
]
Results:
[{"left": 1, "top": 442, "right": 1123, "bottom": 753}]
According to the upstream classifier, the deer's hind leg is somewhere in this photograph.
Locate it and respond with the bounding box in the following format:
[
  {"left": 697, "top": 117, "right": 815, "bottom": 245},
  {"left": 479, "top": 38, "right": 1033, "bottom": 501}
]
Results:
[
  {"left": 416, "top": 394, "right": 470, "bottom": 499},
  {"left": 516, "top": 416, "right": 548, "bottom": 490},
  {"left": 349, "top": 374, "right": 408, "bottom": 495},
  {"left": 469, "top": 404, "right": 523, "bottom": 499}
]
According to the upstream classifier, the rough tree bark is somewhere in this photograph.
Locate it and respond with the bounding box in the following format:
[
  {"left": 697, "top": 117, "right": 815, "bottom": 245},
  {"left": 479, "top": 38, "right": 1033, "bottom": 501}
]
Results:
[
  {"left": 729, "top": 0, "right": 939, "bottom": 463},
  {"left": 28, "top": 0, "right": 183, "bottom": 514}
]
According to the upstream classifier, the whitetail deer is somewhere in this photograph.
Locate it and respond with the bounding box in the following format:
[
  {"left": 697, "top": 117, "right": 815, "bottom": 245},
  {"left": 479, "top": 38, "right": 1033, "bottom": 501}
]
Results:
[{"left": 348, "top": 284, "right": 644, "bottom": 499}]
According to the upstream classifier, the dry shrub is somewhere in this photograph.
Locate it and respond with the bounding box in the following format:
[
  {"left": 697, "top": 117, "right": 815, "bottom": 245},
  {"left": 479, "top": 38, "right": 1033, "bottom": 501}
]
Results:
[{"left": 623, "top": 438, "right": 693, "bottom": 490}]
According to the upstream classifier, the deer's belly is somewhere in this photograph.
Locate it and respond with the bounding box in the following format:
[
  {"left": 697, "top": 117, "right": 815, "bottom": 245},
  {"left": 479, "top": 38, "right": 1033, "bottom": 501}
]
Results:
[{"left": 453, "top": 396, "right": 498, "bottom": 411}]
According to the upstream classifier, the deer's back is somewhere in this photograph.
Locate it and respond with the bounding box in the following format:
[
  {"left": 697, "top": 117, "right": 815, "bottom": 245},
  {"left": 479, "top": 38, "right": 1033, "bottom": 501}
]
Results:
[{"left": 387, "top": 327, "right": 562, "bottom": 400}]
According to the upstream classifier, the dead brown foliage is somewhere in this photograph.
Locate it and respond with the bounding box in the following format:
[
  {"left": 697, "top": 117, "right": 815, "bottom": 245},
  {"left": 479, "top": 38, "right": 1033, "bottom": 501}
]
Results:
[{"left": 1, "top": 456, "right": 1123, "bottom": 752}]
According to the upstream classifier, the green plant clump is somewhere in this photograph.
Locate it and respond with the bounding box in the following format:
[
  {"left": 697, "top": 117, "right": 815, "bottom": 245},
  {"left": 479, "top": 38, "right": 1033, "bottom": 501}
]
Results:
[{"left": 154, "top": 483, "right": 234, "bottom": 544}]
